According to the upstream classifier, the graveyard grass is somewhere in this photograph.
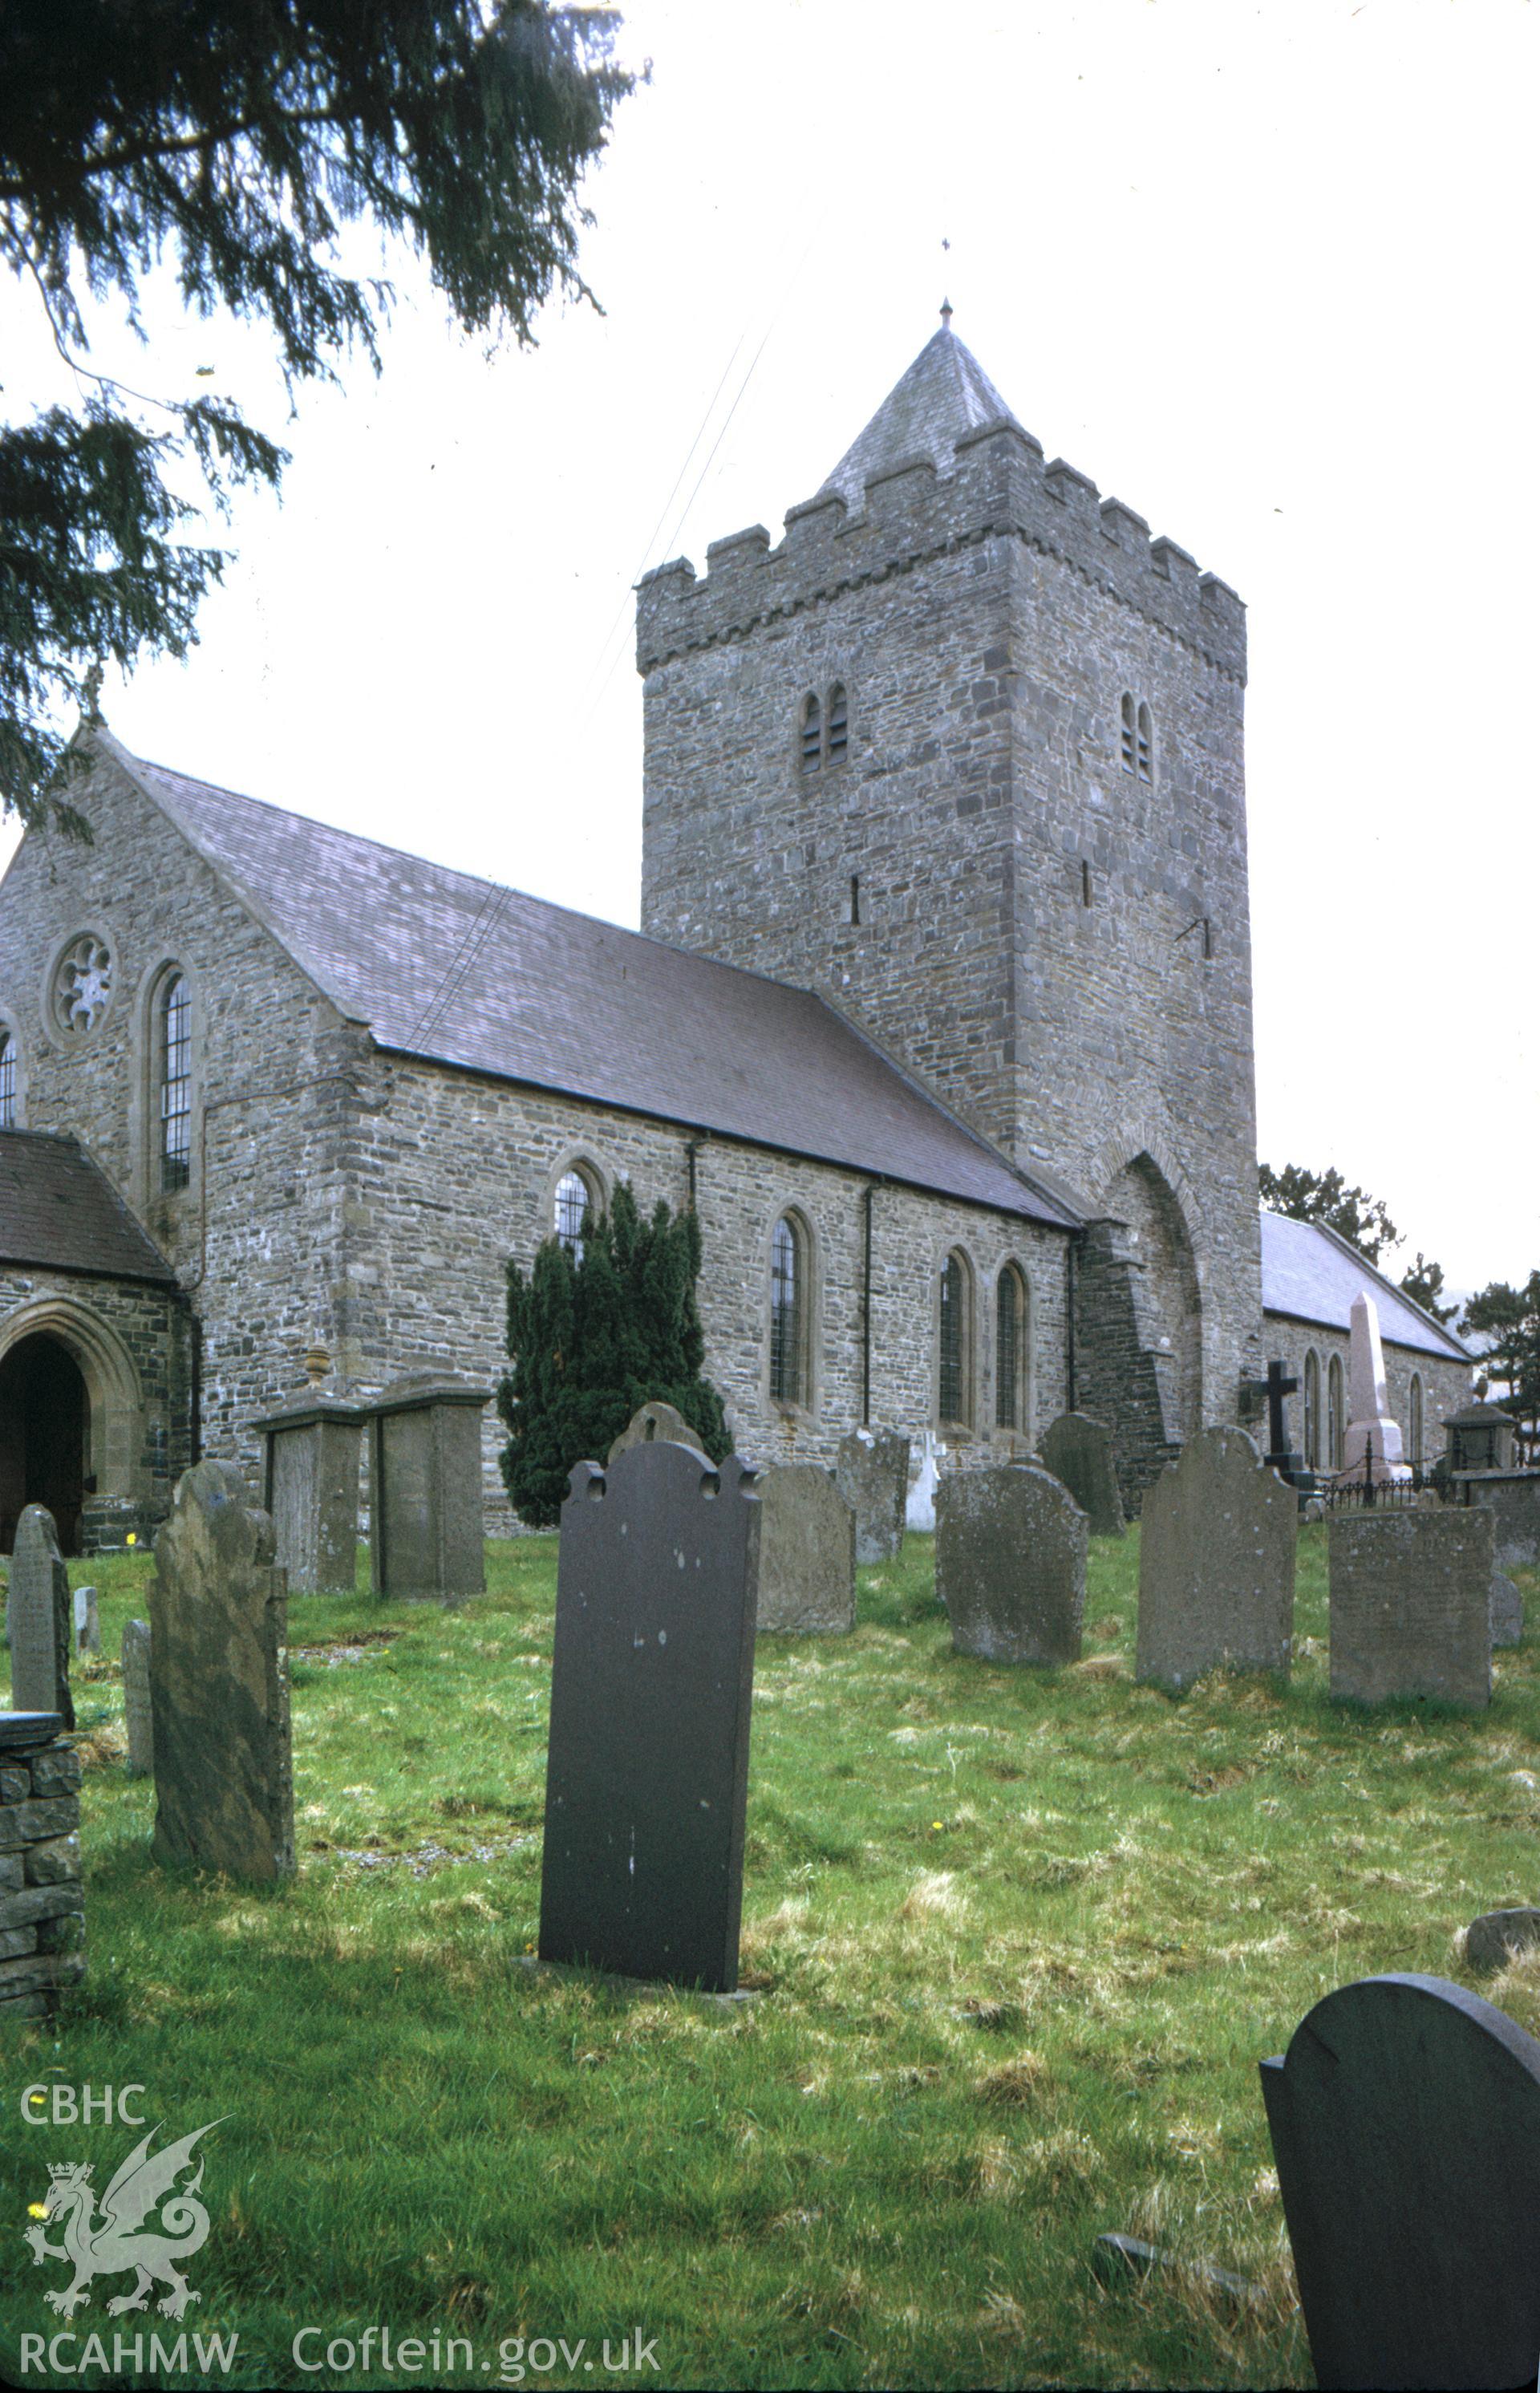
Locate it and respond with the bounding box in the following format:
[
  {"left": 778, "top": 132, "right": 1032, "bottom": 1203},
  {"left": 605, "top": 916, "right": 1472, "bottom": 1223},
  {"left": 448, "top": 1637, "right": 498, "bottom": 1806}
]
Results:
[{"left": 4, "top": 1531, "right": 1539, "bottom": 2392}]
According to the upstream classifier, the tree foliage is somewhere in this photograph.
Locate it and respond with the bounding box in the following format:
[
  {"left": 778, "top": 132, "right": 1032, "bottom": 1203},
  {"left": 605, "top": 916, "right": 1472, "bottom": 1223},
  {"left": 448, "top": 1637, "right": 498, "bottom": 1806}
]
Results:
[
  {"left": 1397, "top": 1250, "right": 1460, "bottom": 1327},
  {"left": 499, "top": 1182, "right": 730, "bottom": 1528},
  {"left": 0, "top": 1, "right": 630, "bottom": 829},
  {"left": 1464, "top": 1272, "right": 1540, "bottom": 1438},
  {"left": 1259, "top": 1162, "right": 1400, "bottom": 1267}
]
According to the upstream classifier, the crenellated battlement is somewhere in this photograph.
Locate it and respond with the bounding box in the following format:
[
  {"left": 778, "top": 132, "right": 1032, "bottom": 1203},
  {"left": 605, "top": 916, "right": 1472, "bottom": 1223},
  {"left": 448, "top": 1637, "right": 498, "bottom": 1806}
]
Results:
[{"left": 636, "top": 418, "right": 1246, "bottom": 683}]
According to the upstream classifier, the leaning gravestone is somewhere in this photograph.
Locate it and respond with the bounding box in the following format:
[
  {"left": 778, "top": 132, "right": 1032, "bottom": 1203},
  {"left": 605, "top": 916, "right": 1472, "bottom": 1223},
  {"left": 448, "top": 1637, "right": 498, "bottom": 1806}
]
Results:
[
  {"left": 1328, "top": 1507, "right": 1495, "bottom": 1710},
  {"left": 1260, "top": 1973, "right": 1540, "bottom": 2389},
  {"left": 1040, "top": 1412, "right": 1125, "bottom": 1539},
  {"left": 1137, "top": 1427, "right": 1295, "bottom": 1692},
  {"left": 539, "top": 1441, "right": 760, "bottom": 1992},
  {"left": 6, "top": 1507, "right": 74, "bottom": 1730},
  {"left": 937, "top": 1463, "right": 1085, "bottom": 1666},
  {"left": 120, "top": 1620, "right": 153, "bottom": 1778},
  {"left": 253, "top": 1390, "right": 367, "bottom": 1593},
  {"left": 606, "top": 1399, "right": 707, "bottom": 1466},
  {"left": 756, "top": 1466, "right": 855, "bottom": 1633},
  {"left": 369, "top": 1373, "right": 488, "bottom": 1603},
  {"left": 148, "top": 1461, "right": 294, "bottom": 1880},
  {"left": 835, "top": 1428, "right": 910, "bottom": 1564}
]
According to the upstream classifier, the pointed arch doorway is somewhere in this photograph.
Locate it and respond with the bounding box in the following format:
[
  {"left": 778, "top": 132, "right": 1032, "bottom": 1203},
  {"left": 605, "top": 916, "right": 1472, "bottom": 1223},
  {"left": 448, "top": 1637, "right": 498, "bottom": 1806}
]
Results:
[{"left": 0, "top": 1333, "right": 89, "bottom": 1555}]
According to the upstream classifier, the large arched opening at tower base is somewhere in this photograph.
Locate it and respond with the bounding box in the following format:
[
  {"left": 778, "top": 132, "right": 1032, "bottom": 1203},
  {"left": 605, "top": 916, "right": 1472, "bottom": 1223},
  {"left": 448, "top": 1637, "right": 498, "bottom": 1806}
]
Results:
[
  {"left": 1103, "top": 1152, "right": 1203, "bottom": 1446},
  {"left": 0, "top": 1333, "right": 89, "bottom": 1555}
]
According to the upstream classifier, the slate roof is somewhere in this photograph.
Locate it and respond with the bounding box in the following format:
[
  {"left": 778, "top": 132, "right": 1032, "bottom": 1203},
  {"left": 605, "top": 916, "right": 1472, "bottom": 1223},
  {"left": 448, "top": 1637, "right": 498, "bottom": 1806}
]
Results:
[
  {"left": 821, "top": 319, "right": 1025, "bottom": 508},
  {"left": 1259, "top": 1211, "right": 1471, "bottom": 1363},
  {"left": 114, "top": 740, "right": 1079, "bottom": 1229},
  {"left": 0, "top": 1130, "right": 176, "bottom": 1284}
]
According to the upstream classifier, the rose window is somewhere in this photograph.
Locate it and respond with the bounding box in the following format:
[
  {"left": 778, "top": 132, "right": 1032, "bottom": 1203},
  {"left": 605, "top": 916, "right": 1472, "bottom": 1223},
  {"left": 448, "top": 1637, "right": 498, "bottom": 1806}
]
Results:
[{"left": 52, "top": 933, "right": 114, "bottom": 1036}]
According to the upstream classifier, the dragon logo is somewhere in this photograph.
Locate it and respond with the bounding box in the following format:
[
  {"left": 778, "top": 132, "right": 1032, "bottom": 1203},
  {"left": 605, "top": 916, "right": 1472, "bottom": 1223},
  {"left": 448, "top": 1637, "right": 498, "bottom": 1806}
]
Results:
[{"left": 24, "top": 2119, "right": 222, "bottom": 2321}]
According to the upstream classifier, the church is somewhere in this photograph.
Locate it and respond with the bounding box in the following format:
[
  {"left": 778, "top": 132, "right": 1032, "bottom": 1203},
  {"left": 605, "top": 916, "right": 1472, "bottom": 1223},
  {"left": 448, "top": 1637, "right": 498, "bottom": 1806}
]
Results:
[{"left": 0, "top": 318, "right": 1470, "bottom": 1552}]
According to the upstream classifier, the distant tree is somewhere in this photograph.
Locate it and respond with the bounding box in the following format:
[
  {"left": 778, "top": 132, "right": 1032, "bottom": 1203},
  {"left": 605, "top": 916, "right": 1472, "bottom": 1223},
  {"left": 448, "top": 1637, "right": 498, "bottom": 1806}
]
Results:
[
  {"left": 499, "top": 1182, "right": 730, "bottom": 1528},
  {"left": 1259, "top": 1162, "right": 1400, "bottom": 1267},
  {"left": 1397, "top": 1250, "right": 1461, "bottom": 1327},
  {"left": 0, "top": 1, "right": 630, "bottom": 833},
  {"left": 1464, "top": 1272, "right": 1540, "bottom": 1442}
]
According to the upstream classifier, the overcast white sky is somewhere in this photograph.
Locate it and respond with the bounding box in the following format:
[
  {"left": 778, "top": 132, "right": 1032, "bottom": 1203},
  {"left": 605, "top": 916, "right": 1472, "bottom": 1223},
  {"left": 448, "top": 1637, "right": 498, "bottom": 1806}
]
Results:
[{"left": 3, "top": 0, "right": 1536, "bottom": 1292}]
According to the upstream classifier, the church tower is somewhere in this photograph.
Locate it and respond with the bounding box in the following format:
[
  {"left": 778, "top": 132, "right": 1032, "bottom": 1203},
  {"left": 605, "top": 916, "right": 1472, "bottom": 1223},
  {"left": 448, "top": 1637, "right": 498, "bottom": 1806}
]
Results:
[{"left": 637, "top": 316, "right": 1264, "bottom": 1463}]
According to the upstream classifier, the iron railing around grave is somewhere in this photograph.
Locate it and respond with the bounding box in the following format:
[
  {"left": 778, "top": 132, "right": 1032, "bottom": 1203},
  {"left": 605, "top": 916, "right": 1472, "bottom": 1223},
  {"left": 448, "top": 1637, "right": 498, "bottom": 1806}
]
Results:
[{"left": 1316, "top": 1450, "right": 1449, "bottom": 1513}]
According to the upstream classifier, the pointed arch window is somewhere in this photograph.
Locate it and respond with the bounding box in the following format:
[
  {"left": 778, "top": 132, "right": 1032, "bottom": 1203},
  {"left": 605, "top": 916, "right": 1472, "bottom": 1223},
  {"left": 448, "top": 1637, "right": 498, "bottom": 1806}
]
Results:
[
  {"left": 159, "top": 973, "right": 192, "bottom": 1193},
  {"left": 827, "top": 683, "right": 848, "bottom": 763},
  {"left": 0, "top": 1028, "right": 15, "bottom": 1129},
  {"left": 800, "top": 693, "right": 822, "bottom": 773},
  {"left": 1303, "top": 1349, "right": 1321, "bottom": 1473},
  {"left": 938, "top": 1249, "right": 975, "bottom": 1428},
  {"left": 770, "top": 1212, "right": 808, "bottom": 1405},
  {"left": 1327, "top": 1354, "right": 1346, "bottom": 1473},
  {"left": 1408, "top": 1372, "right": 1424, "bottom": 1466},
  {"left": 1120, "top": 693, "right": 1137, "bottom": 773},
  {"left": 1120, "top": 694, "right": 1154, "bottom": 784},
  {"left": 995, "top": 1263, "right": 1028, "bottom": 1433},
  {"left": 554, "top": 1166, "right": 598, "bottom": 1262}
]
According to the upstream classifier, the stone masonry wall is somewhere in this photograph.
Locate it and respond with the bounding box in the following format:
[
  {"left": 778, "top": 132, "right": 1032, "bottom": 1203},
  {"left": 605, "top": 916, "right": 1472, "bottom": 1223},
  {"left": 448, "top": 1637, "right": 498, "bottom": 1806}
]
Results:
[
  {"left": 1263, "top": 1315, "right": 1470, "bottom": 1474},
  {"left": 638, "top": 412, "right": 1262, "bottom": 1438},
  {"left": 0, "top": 1264, "right": 188, "bottom": 1546},
  {"left": 0, "top": 1729, "right": 84, "bottom": 2018},
  {"left": 352, "top": 1057, "right": 1072, "bottom": 1531}
]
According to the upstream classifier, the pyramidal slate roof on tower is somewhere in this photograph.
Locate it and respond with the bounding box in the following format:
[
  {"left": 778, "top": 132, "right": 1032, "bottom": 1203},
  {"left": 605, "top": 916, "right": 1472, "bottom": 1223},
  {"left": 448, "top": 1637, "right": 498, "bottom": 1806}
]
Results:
[
  {"left": 105, "top": 738, "right": 1080, "bottom": 1229},
  {"left": 821, "top": 315, "right": 1025, "bottom": 509}
]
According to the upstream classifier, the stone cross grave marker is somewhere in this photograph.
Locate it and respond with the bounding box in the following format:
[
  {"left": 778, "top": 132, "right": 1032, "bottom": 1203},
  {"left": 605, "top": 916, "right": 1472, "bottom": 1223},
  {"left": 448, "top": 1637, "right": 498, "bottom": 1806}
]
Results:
[
  {"left": 937, "top": 1462, "right": 1085, "bottom": 1667},
  {"left": 1137, "top": 1427, "right": 1296, "bottom": 1692},
  {"left": 606, "top": 1399, "right": 707, "bottom": 1466},
  {"left": 1328, "top": 1507, "right": 1494, "bottom": 1709},
  {"left": 835, "top": 1427, "right": 910, "bottom": 1564},
  {"left": 72, "top": 1584, "right": 99, "bottom": 1656},
  {"left": 369, "top": 1373, "right": 488, "bottom": 1603},
  {"left": 1039, "top": 1411, "right": 1125, "bottom": 1539},
  {"left": 149, "top": 1461, "right": 294, "bottom": 1880},
  {"left": 1260, "top": 1973, "right": 1540, "bottom": 2390},
  {"left": 756, "top": 1465, "right": 855, "bottom": 1633},
  {"left": 6, "top": 1507, "right": 74, "bottom": 1730},
  {"left": 1340, "top": 1290, "right": 1409, "bottom": 1484},
  {"left": 253, "top": 1391, "right": 367, "bottom": 1594},
  {"left": 539, "top": 1441, "right": 760, "bottom": 1992},
  {"left": 120, "top": 1619, "right": 153, "bottom": 1779}
]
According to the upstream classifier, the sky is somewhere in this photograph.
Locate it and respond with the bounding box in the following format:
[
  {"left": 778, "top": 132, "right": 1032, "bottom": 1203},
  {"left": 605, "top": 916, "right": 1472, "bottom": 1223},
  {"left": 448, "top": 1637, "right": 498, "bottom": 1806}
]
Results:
[{"left": 3, "top": 0, "right": 1536, "bottom": 1293}]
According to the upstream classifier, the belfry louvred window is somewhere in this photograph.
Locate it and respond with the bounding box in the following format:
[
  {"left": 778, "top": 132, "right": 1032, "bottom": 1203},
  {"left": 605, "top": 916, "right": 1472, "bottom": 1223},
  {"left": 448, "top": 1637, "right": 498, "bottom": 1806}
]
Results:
[
  {"left": 1121, "top": 693, "right": 1137, "bottom": 773},
  {"left": 828, "top": 683, "right": 848, "bottom": 762},
  {"left": 800, "top": 694, "right": 822, "bottom": 771},
  {"left": 1136, "top": 701, "right": 1153, "bottom": 783}
]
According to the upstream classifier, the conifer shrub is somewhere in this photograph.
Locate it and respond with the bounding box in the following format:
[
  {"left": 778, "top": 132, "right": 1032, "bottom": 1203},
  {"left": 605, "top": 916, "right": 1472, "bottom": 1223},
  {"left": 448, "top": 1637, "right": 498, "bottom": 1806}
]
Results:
[{"left": 498, "top": 1182, "right": 730, "bottom": 1527}]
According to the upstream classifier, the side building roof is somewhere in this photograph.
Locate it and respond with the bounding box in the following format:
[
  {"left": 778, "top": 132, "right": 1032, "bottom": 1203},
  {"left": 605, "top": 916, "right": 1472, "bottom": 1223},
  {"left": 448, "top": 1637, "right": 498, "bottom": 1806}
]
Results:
[
  {"left": 1259, "top": 1211, "right": 1471, "bottom": 1364},
  {"left": 107, "top": 738, "right": 1080, "bottom": 1231},
  {"left": 0, "top": 1130, "right": 176, "bottom": 1284}
]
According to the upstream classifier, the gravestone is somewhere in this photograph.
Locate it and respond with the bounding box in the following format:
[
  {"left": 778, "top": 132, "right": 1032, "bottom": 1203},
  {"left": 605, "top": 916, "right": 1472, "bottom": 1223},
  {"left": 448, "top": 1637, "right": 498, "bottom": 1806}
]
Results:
[
  {"left": 906, "top": 1430, "right": 946, "bottom": 1533},
  {"left": 1491, "top": 1570, "right": 1523, "bottom": 1649},
  {"left": 1136, "top": 1427, "right": 1295, "bottom": 1692},
  {"left": 1456, "top": 1470, "right": 1540, "bottom": 1573},
  {"left": 1328, "top": 1507, "right": 1495, "bottom": 1709},
  {"left": 121, "top": 1620, "right": 153, "bottom": 1778},
  {"left": 369, "top": 1373, "right": 488, "bottom": 1602},
  {"left": 606, "top": 1399, "right": 708, "bottom": 1466},
  {"left": 936, "top": 1463, "right": 1085, "bottom": 1666},
  {"left": 6, "top": 1507, "right": 74, "bottom": 1730},
  {"left": 1039, "top": 1412, "right": 1125, "bottom": 1539},
  {"left": 148, "top": 1461, "right": 294, "bottom": 1880},
  {"left": 1465, "top": 1908, "right": 1540, "bottom": 1975},
  {"left": 1260, "top": 1973, "right": 1540, "bottom": 2389},
  {"left": 756, "top": 1466, "right": 855, "bottom": 1633},
  {"left": 253, "top": 1391, "right": 367, "bottom": 1594},
  {"left": 539, "top": 1441, "right": 760, "bottom": 1991},
  {"left": 835, "top": 1427, "right": 910, "bottom": 1564},
  {"left": 1339, "top": 1290, "right": 1411, "bottom": 1484},
  {"left": 72, "top": 1585, "right": 99, "bottom": 1656}
]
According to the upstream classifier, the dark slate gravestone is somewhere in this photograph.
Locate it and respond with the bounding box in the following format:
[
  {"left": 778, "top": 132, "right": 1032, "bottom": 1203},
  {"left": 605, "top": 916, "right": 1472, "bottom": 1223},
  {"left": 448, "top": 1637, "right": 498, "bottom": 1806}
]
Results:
[
  {"left": 6, "top": 1507, "right": 74, "bottom": 1730},
  {"left": 149, "top": 1462, "right": 294, "bottom": 1880},
  {"left": 936, "top": 1463, "right": 1086, "bottom": 1666},
  {"left": 1039, "top": 1413, "right": 1125, "bottom": 1539},
  {"left": 539, "top": 1442, "right": 760, "bottom": 1993},
  {"left": 835, "top": 1428, "right": 910, "bottom": 1564},
  {"left": 1260, "top": 1973, "right": 1540, "bottom": 2391}
]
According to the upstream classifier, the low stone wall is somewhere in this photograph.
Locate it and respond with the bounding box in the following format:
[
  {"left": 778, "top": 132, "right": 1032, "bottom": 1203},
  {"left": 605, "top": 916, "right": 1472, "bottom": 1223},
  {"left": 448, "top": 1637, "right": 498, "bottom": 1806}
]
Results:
[{"left": 0, "top": 1718, "right": 85, "bottom": 2017}]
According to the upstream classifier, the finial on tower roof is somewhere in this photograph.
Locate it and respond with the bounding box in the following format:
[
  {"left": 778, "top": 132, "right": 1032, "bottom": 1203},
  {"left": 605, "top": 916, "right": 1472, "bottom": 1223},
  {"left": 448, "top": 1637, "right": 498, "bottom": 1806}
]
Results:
[{"left": 940, "top": 298, "right": 953, "bottom": 331}]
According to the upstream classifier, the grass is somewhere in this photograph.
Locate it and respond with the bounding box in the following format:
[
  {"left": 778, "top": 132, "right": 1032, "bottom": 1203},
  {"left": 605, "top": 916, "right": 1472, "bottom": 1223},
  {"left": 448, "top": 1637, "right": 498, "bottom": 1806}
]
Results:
[{"left": 2, "top": 1527, "right": 1538, "bottom": 2391}]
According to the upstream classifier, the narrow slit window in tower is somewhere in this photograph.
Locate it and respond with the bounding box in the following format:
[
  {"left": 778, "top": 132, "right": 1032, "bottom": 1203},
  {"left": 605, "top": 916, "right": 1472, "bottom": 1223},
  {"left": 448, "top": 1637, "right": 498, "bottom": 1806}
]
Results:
[{"left": 849, "top": 875, "right": 860, "bottom": 927}]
